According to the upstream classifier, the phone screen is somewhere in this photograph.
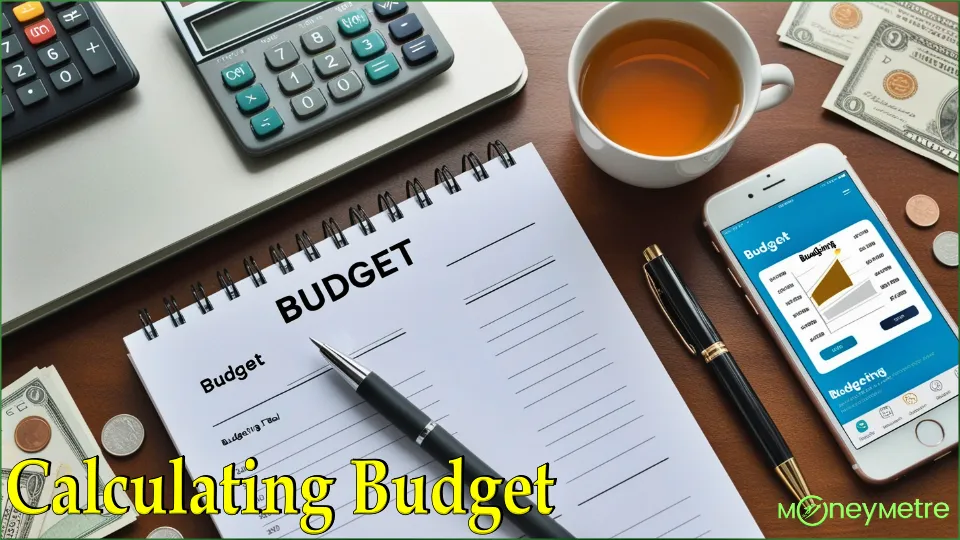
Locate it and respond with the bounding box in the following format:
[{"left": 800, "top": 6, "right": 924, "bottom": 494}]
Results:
[{"left": 721, "top": 171, "right": 958, "bottom": 449}]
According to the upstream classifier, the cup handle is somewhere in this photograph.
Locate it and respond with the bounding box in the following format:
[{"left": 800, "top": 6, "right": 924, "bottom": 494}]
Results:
[{"left": 756, "top": 64, "right": 795, "bottom": 112}]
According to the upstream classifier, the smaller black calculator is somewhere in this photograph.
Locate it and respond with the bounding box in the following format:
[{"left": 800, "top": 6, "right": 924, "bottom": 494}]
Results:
[
  {"left": 164, "top": 2, "right": 454, "bottom": 156},
  {"left": 1, "top": 2, "right": 139, "bottom": 144}
]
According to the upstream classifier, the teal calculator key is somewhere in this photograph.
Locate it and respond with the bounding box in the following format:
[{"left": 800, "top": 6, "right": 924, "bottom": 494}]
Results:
[
  {"left": 250, "top": 107, "right": 284, "bottom": 138},
  {"left": 221, "top": 60, "right": 255, "bottom": 89},
  {"left": 364, "top": 53, "right": 400, "bottom": 84},
  {"left": 337, "top": 10, "right": 370, "bottom": 37},
  {"left": 351, "top": 31, "right": 386, "bottom": 61},
  {"left": 235, "top": 83, "right": 269, "bottom": 114}
]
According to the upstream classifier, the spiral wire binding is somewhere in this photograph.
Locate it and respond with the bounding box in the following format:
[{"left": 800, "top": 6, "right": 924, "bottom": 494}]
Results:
[
  {"left": 191, "top": 282, "right": 214, "bottom": 314},
  {"left": 349, "top": 205, "right": 377, "bottom": 236},
  {"left": 405, "top": 178, "right": 432, "bottom": 208},
  {"left": 488, "top": 140, "right": 516, "bottom": 168},
  {"left": 378, "top": 191, "right": 404, "bottom": 222},
  {"left": 244, "top": 256, "right": 267, "bottom": 287},
  {"left": 435, "top": 165, "right": 461, "bottom": 194},
  {"left": 296, "top": 230, "right": 321, "bottom": 261},
  {"left": 137, "top": 140, "right": 515, "bottom": 339},
  {"left": 163, "top": 296, "right": 186, "bottom": 328},
  {"left": 462, "top": 152, "right": 489, "bottom": 180},
  {"left": 218, "top": 269, "right": 240, "bottom": 300},
  {"left": 269, "top": 243, "right": 295, "bottom": 274},
  {"left": 322, "top": 218, "right": 348, "bottom": 248}
]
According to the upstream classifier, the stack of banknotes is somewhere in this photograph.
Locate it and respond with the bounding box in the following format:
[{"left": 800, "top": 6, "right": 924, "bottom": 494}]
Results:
[
  {"left": 778, "top": 2, "right": 958, "bottom": 172},
  {"left": 2, "top": 367, "right": 137, "bottom": 538}
]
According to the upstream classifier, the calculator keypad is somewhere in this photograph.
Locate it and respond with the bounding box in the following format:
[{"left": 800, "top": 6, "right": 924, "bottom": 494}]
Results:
[
  {"left": 2, "top": 2, "right": 139, "bottom": 144},
  {"left": 194, "top": 2, "right": 453, "bottom": 155}
]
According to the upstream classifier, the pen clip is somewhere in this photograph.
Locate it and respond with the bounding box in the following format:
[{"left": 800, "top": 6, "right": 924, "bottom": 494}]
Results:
[{"left": 643, "top": 264, "right": 696, "bottom": 355}]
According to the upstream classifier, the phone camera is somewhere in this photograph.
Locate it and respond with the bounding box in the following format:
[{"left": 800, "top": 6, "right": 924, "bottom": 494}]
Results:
[{"left": 748, "top": 193, "right": 754, "bottom": 198}]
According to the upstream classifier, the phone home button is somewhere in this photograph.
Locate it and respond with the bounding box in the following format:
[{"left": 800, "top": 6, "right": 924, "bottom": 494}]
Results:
[{"left": 915, "top": 419, "right": 945, "bottom": 447}]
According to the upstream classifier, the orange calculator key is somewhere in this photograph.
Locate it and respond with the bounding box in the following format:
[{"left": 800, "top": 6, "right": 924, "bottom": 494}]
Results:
[
  {"left": 12, "top": 2, "right": 44, "bottom": 23},
  {"left": 24, "top": 18, "right": 55, "bottom": 46}
]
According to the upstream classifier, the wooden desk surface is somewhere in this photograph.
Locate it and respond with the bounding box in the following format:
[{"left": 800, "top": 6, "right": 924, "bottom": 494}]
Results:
[{"left": 4, "top": 2, "right": 957, "bottom": 537}]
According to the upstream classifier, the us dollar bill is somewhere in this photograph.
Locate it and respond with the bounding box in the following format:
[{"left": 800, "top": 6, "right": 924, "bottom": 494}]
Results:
[
  {"left": 1, "top": 368, "right": 137, "bottom": 538},
  {"left": 778, "top": 2, "right": 958, "bottom": 65},
  {"left": 824, "top": 18, "right": 959, "bottom": 171},
  {"left": 2, "top": 449, "right": 56, "bottom": 538}
]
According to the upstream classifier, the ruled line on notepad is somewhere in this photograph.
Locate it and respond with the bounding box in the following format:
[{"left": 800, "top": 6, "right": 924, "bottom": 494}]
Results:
[
  {"left": 465, "top": 260, "right": 557, "bottom": 306},
  {"left": 577, "top": 457, "right": 670, "bottom": 506},
  {"left": 538, "top": 385, "right": 625, "bottom": 431},
  {"left": 487, "top": 298, "right": 577, "bottom": 343},
  {"left": 544, "top": 399, "right": 634, "bottom": 446},
  {"left": 356, "top": 331, "right": 407, "bottom": 358},
  {"left": 555, "top": 414, "right": 644, "bottom": 461},
  {"left": 515, "top": 348, "right": 606, "bottom": 394},
  {"left": 657, "top": 514, "right": 701, "bottom": 538},
  {"left": 446, "top": 222, "right": 536, "bottom": 267},
  {"left": 508, "top": 334, "right": 598, "bottom": 379},
  {"left": 479, "top": 284, "right": 569, "bottom": 329},
  {"left": 523, "top": 361, "right": 612, "bottom": 408},
  {"left": 213, "top": 369, "right": 332, "bottom": 427},
  {"left": 496, "top": 311, "right": 584, "bottom": 357},
  {"left": 350, "top": 328, "right": 405, "bottom": 356},
  {"left": 567, "top": 435, "right": 654, "bottom": 483},
  {"left": 612, "top": 496, "right": 691, "bottom": 537},
  {"left": 464, "top": 257, "right": 552, "bottom": 301}
]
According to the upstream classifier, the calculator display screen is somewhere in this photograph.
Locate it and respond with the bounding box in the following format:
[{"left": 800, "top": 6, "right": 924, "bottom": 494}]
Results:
[{"left": 191, "top": 2, "right": 326, "bottom": 53}]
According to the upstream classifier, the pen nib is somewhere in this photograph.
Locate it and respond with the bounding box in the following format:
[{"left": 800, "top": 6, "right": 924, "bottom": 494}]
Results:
[
  {"left": 308, "top": 337, "right": 370, "bottom": 390},
  {"left": 309, "top": 337, "right": 324, "bottom": 349}
]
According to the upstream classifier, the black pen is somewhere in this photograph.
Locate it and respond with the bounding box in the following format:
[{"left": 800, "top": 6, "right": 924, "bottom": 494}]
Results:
[
  {"left": 641, "top": 245, "right": 813, "bottom": 506},
  {"left": 309, "top": 338, "right": 575, "bottom": 538}
]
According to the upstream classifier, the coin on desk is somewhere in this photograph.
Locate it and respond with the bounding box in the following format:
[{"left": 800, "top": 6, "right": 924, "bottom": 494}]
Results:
[
  {"left": 101, "top": 414, "right": 145, "bottom": 457},
  {"left": 15, "top": 416, "right": 52, "bottom": 452},
  {"left": 905, "top": 194, "right": 939, "bottom": 227},
  {"left": 933, "top": 231, "right": 958, "bottom": 267},
  {"left": 147, "top": 526, "right": 183, "bottom": 538}
]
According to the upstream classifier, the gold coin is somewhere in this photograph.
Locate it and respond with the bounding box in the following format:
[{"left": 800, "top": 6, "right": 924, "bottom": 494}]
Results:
[
  {"left": 884, "top": 70, "right": 918, "bottom": 100},
  {"left": 15, "top": 416, "right": 52, "bottom": 453},
  {"left": 830, "top": 3, "right": 862, "bottom": 29},
  {"left": 905, "top": 194, "right": 940, "bottom": 227}
]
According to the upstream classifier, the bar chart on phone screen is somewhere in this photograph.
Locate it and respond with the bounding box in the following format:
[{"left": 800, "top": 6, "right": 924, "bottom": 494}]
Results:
[{"left": 759, "top": 220, "right": 930, "bottom": 374}]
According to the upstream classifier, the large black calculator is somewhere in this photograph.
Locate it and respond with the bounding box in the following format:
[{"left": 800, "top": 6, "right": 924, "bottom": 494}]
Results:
[
  {"left": 1, "top": 2, "right": 139, "bottom": 144},
  {"left": 164, "top": 1, "right": 454, "bottom": 156}
]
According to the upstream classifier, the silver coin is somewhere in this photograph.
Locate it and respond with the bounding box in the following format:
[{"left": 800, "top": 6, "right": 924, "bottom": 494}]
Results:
[
  {"left": 933, "top": 231, "right": 959, "bottom": 267},
  {"left": 101, "top": 414, "right": 145, "bottom": 457},
  {"left": 146, "top": 526, "right": 183, "bottom": 539}
]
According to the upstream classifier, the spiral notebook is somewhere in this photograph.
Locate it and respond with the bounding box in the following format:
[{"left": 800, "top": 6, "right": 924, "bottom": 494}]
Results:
[{"left": 123, "top": 142, "right": 762, "bottom": 538}]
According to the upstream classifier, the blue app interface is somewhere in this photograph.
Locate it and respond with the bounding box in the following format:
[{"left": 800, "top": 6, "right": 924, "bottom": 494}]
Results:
[{"left": 722, "top": 172, "right": 957, "bottom": 448}]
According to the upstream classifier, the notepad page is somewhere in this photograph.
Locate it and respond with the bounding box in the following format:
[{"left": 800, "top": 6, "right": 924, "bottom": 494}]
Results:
[{"left": 124, "top": 144, "right": 762, "bottom": 539}]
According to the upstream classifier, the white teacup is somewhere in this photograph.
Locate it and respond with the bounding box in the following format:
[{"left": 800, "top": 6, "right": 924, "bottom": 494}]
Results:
[{"left": 568, "top": 2, "right": 794, "bottom": 188}]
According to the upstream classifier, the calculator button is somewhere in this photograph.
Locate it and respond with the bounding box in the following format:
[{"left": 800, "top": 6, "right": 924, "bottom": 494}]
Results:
[
  {"left": 265, "top": 40, "right": 298, "bottom": 71},
  {"left": 290, "top": 87, "right": 326, "bottom": 119},
  {"left": 13, "top": 2, "right": 43, "bottom": 23},
  {"left": 328, "top": 71, "right": 363, "bottom": 102},
  {"left": 71, "top": 27, "right": 115, "bottom": 75},
  {"left": 220, "top": 60, "right": 255, "bottom": 90},
  {"left": 24, "top": 18, "right": 56, "bottom": 46},
  {"left": 5, "top": 57, "right": 35, "bottom": 84},
  {"left": 1, "top": 14, "right": 10, "bottom": 35},
  {"left": 278, "top": 64, "right": 312, "bottom": 95},
  {"left": 373, "top": 1, "right": 407, "bottom": 20},
  {"left": 313, "top": 47, "right": 350, "bottom": 78},
  {"left": 388, "top": 13, "right": 422, "bottom": 42},
  {"left": 56, "top": 4, "right": 87, "bottom": 31},
  {"left": 16, "top": 78, "right": 47, "bottom": 106},
  {"left": 38, "top": 41, "right": 69, "bottom": 68},
  {"left": 50, "top": 62, "right": 81, "bottom": 91},
  {"left": 337, "top": 10, "right": 370, "bottom": 37},
  {"left": 401, "top": 35, "right": 437, "bottom": 66},
  {"left": 351, "top": 31, "right": 385, "bottom": 61},
  {"left": 1, "top": 34, "right": 23, "bottom": 61},
  {"left": 300, "top": 26, "right": 334, "bottom": 54},
  {"left": 250, "top": 107, "right": 283, "bottom": 138},
  {"left": 236, "top": 83, "right": 269, "bottom": 114},
  {"left": 365, "top": 52, "right": 399, "bottom": 84},
  {"left": 48, "top": 2, "right": 76, "bottom": 9},
  {"left": 2, "top": 95, "right": 13, "bottom": 118}
]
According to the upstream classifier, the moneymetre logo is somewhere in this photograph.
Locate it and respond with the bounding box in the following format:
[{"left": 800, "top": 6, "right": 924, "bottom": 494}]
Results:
[
  {"left": 743, "top": 232, "right": 791, "bottom": 260},
  {"left": 779, "top": 495, "right": 951, "bottom": 527}
]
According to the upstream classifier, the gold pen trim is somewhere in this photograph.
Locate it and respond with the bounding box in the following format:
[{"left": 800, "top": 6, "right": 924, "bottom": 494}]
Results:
[
  {"left": 775, "top": 457, "right": 813, "bottom": 505},
  {"left": 701, "top": 342, "right": 728, "bottom": 363},
  {"left": 643, "top": 264, "right": 696, "bottom": 355}
]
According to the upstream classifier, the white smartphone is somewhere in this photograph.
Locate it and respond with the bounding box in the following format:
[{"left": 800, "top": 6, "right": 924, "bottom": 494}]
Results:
[{"left": 703, "top": 143, "right": 958, "bottom": 483}]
